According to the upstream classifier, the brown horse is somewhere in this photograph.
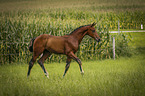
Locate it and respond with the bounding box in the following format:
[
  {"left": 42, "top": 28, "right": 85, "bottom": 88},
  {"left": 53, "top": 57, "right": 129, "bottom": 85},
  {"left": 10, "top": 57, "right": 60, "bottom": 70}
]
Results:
[{"left": 27, "top": 22, "right": 100, "bottom": 78}]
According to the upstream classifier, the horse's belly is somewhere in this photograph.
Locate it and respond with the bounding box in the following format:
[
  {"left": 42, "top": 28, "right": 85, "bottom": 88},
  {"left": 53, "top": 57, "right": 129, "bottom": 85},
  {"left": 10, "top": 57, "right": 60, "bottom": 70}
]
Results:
[
  {"left": 48, "top": 46, "right": 64, "bottom": 54},
  {"left": 46, "top": 38, "right": 65, "bottom": 54}
]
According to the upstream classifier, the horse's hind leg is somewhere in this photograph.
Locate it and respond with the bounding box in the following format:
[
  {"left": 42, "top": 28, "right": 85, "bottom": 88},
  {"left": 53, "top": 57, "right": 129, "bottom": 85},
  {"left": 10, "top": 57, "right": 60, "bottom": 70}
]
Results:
[
  {"left": 38, "top": 50, "right": 51, "bottom": 79},
  {"left": 27, "top": 55, "right": 38, "bottom": 77},
  {"left": 27, "top": 47, "right": 44, "bottom": 78}
]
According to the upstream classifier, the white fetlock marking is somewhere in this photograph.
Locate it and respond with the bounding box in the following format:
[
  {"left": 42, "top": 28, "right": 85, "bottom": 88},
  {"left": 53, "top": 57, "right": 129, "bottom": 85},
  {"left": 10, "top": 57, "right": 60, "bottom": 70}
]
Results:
[
  {"left": 45, "top": 73, "right": 49, "bottom": 79},
  {"left": 46, "top": 75, "right": 49, "bottom": 79},
  {"left": 81, "top": 70, "right": 84, "bottom": 75},
  {"left": 40, "top": 53, "right": 43, "bottom": 58}
]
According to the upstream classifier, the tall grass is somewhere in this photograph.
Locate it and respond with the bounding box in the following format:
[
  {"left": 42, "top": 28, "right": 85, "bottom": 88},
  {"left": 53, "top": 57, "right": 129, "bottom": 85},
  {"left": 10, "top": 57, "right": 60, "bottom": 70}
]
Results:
[{"left": 0, "top": 54, "right": 144, "bottom": 96}]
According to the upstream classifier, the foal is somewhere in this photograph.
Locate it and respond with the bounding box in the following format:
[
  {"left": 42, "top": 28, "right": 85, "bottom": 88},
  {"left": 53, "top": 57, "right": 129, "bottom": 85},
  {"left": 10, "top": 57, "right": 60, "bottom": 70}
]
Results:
[{"left": 27, "top": 23, "right": 100, "bottom": 78}]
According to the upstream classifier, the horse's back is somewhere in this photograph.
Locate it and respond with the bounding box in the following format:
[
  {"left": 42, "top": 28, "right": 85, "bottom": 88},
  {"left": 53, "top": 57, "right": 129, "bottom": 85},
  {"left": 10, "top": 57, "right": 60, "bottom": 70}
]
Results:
[{"left": 34, "top": 34, "right": 50, "bottom": 44}]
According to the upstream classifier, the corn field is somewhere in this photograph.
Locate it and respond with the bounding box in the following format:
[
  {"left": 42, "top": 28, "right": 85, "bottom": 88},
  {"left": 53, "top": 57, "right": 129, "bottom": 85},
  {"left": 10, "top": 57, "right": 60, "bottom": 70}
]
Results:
[
  {"left": 1, "top": 10, "right": 143, "bottom": 64},
  {"left": 0, "top": 0, "right": 145, "bottom": 64}
]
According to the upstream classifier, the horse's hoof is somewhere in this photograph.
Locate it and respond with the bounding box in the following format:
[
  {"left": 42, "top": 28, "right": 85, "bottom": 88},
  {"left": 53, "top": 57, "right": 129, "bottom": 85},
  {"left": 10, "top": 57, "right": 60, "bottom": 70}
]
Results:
[
  {"left": 46, "top": 75, "right": 49, "bottom": 79},
  {"left": 81, "top": 71, "right": 84, "bottom": 75},
  {"left": 45, "top": 73, "right": 49, "bottom": 79}
]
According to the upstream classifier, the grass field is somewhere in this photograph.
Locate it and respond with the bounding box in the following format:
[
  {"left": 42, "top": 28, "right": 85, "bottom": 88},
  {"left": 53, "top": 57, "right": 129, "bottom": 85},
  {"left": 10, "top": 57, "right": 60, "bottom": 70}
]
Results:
[
  {"left": 0, "top": 53, "right": 145, "bottom": 96},
  {"left": 0, "top": 0, "right": 145, "bottom": 95},
  {"left": 128, "top": 32, "right": 145, "bottom": 48}
]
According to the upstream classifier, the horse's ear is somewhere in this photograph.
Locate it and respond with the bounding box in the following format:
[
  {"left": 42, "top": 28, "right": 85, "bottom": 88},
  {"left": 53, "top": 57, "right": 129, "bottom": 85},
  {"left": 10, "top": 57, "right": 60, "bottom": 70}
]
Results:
[{"left": 91, "top": 22, "right": 97, "bottom": 27}]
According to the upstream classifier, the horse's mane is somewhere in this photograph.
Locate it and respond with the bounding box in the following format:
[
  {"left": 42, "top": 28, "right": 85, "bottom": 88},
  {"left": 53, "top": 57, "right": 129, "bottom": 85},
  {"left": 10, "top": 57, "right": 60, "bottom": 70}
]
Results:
[{"left": 69, "top": 24, "right": 90, "bottom": 35}]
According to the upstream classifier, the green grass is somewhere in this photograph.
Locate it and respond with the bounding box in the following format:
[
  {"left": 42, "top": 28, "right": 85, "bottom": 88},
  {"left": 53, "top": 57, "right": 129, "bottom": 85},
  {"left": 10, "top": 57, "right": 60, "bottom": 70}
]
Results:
[
  {"left": 0, "top": 54, "right": 145, "bottom": 96},
  {"left": 128, "top": 32, "right": 145, "bottom": 48},
  {"left": 0, "top": 1, "right": 145, "bottom": 95}
]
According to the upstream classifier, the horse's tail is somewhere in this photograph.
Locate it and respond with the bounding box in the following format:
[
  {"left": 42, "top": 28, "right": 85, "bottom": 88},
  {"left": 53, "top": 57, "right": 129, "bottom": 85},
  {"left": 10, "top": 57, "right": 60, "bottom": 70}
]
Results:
[{"left": 29, "top": 38, "right": 36, "bottom": 52}]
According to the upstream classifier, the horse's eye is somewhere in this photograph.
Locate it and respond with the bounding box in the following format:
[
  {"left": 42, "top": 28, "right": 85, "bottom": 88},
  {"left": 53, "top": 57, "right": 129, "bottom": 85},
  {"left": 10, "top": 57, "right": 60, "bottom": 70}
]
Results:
[{"left": 92, "top": 30, "right": 95, "bottom": 33}]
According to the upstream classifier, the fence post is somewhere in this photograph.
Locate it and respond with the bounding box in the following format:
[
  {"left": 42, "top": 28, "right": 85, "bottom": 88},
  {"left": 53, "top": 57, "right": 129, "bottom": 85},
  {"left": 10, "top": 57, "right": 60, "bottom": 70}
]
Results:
[
  {"left": 141, "top": 24, "right": 143, "bottom": 29},
  {"left": 113, "top": 37, "right": 115, "bottom": 60},
  {"left": 118, "top": 20, "right": 120, "bottom": 34}
]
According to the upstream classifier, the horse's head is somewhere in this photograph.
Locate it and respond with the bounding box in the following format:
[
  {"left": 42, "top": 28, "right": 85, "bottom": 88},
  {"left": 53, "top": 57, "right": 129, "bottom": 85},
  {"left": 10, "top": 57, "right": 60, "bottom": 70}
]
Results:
[{"left": 86, "top": 22, "right": 101, "bottom": 42}]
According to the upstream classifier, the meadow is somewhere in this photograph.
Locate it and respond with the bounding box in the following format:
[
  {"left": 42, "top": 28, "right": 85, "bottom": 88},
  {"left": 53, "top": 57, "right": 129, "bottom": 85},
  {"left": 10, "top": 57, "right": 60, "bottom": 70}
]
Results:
[
  {"left": 0, "top": 0, "right": 145, "bottom": 95},
  {"left": 0, "top": 53, "right": 145, "bottom": 96}
]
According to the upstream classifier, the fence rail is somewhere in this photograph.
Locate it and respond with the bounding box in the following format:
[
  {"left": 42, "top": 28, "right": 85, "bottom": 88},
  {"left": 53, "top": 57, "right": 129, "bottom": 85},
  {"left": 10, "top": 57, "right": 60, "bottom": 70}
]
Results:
[{"left": 110, "top": 30, "right": 145, "bottom": 33}]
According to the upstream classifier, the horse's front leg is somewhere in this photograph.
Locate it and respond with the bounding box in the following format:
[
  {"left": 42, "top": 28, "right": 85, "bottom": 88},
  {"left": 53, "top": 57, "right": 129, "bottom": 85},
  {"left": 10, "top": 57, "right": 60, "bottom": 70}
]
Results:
[
  {"left": 68, "top": 52, "right": 84, "bottom": 75},
  {"left": 75, "top": 58, "right": 84, "bottom": 75},
  {"left": 63, "top": 57, "right": 71, "bottom": 77}
]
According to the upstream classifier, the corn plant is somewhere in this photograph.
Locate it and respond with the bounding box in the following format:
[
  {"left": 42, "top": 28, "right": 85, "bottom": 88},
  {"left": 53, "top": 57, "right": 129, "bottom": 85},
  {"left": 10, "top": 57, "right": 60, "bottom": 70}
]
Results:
[{"left": 0, "top": 9, "right": 143, "bottom": 64}]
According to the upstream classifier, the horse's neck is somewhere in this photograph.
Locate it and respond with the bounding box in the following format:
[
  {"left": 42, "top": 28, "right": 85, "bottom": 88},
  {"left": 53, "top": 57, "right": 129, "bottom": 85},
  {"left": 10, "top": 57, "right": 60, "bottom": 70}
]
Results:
[{"left": 69, "top": 28, "right": 87, "bottom": 44}]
